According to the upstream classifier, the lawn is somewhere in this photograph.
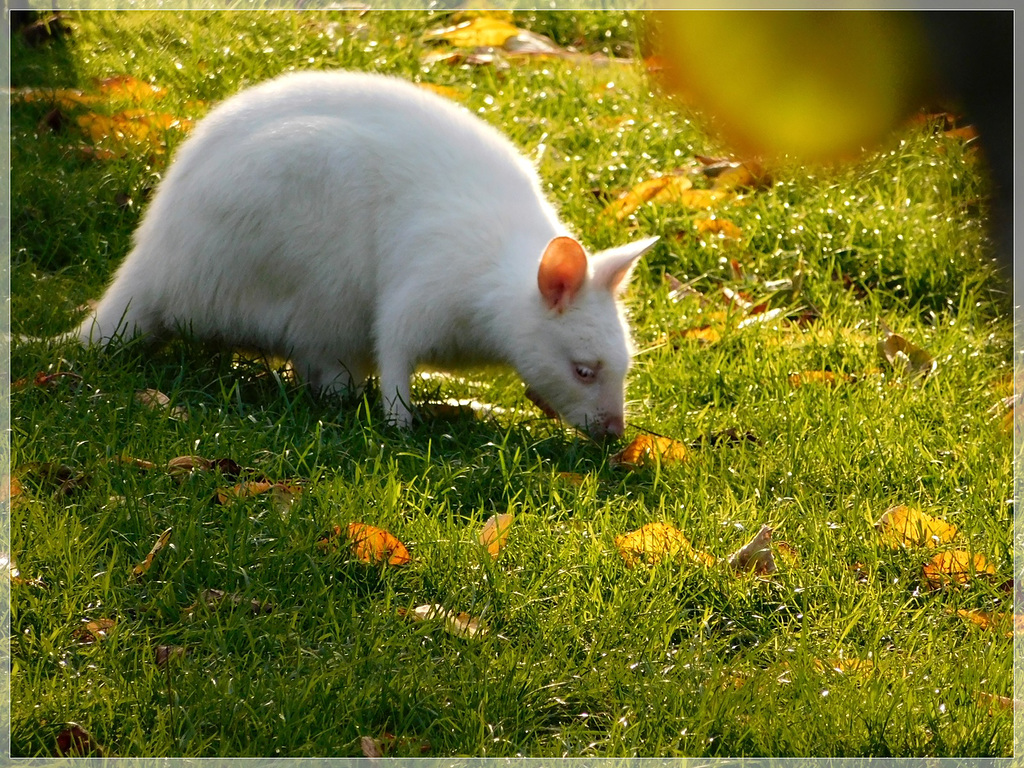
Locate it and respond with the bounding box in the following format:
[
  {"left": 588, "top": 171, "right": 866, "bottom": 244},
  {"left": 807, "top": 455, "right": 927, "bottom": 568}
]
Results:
[{"left": 7, "top": 9, "right": 1015, "bottom": 759}]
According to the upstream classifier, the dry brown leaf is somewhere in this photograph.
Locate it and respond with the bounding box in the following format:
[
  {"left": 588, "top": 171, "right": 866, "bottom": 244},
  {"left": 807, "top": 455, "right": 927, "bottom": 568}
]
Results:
[
  {"left": 502, "top": 29, "right": 565, "bottom": 56},
  {"left": 610, "top": 434, "right": 690, "bottom": 468},
  {"left": 944, "top": 125, "right": 979, "bottom": 143},
  {"left": 134, "top": 388, "right": 188, "bottom": 420},
  {"left": 11, "top": 370, "right": 83, "bottom": 390},
  {"left": 360, "top": 736, "right": 384, "bottom": 758},
  {"left": 155, "top": 644, "right": 187, "bottom": 668},
  {"left": 876, "top": 505, "right": 958, "bottom": 549},
  {"left": 877, "top": 322, "right": 935, "bottom": 378},
  {"left": 557, "top": 471, "right": 587, "bottom": 485},
  {"left": 977, "top": 691, "right": 1018, "bottom": 712},
  {"left": 72, "top": 618, "right": 116, "bottom": 644},
  {"left": 614, "top": 522, "right": 715, "bottom": 567},
  {"left": 55, "top": 723, "right": 106, "bottom": 757},
  {"left": 727, "top": 525, "right": 776, "bottom": 575},
  {"left": 131, "top": 526, "right": 173, "bottom": 580},
  {"left": 270, "top": 483, "right": 301, "bottom": 514},
  {"left": 112, "top": 454, "right": 158, "bottom": 471},
  {"left": 347, "top": 523, "right": 411, "bottom": 565},
  {"left": 187, "top": 588, "right": 273, "bottom": 616},
  {"left": 400, "top": 603, "right": 487, "bottom": 638},
  {"left": 167, "top": 455, "right": 214, "bottom": 479},
  {"left": 923, "top": 550, "right": 996, "bottom": 590},
  {"left": 478, "top": 513, "right": 514, "bottom": 558},
  {"left": 7, "top": 476, "right": 22, "bottom": 503}
]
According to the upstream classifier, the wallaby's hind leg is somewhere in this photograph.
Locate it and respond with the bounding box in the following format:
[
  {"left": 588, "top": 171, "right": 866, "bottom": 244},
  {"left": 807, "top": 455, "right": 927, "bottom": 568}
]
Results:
[
  {"left": 76, "top": 281, "right": 162, "bottom": 347},
  {"left": 294, "top": 353, "right": 369, "bottom": 400}
]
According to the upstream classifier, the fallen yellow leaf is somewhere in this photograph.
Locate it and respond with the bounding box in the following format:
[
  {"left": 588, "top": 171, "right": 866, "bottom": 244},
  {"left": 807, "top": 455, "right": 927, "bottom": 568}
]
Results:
[
  {"left": 788, "top": 370, "right": 848, "bottom": 387},
  {"left": 416, "top": 82, "right": 463, "bottom": 101},
  {"left": 425, "top": 16, "right": 523, "bottom": 47},
  {"left": 669, "top": 325, "right": 722, "bottom": 345},
  {"left": 347, "top": 523, "right": 411, "bottom": 565},
  {"left": 601, "top": 176, "right": 692, "bottom": 222},
  {"left": 875, "top": 504, "right": 958, "bottom": 549},
  {"left": 695, "top": 217, "right": 743, "bottom": 239},
  {"left": 923, "top": 550, "right": 996, "bottom": 590},
  {"left": 478, "top": 513, "right": 514, "bottom": 558},
  {"left": 814, "top": 657, "right": 874, "bottom": 675},
  {"left": 614, "top": 522, "right": 715, "bottom": 567}
]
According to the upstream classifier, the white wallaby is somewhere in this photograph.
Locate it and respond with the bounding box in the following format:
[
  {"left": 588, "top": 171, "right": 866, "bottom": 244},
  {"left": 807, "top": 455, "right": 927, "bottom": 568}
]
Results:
[{"left": 74, "top": 70, "right": 658, "bottom": 437}]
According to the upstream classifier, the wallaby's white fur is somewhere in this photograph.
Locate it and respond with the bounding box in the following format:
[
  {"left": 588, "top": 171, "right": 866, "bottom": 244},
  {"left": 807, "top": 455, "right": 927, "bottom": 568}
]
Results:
[{"left": 75, "top": 70, "right": 657, "bottom": 437}]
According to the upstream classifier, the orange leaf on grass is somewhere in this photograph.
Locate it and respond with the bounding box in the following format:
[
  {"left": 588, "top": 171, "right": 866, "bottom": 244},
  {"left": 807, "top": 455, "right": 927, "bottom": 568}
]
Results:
[
  {"left": 610, "top": 434, "right": 690, "bottom": 469},
  {"left": 11, "top": 86, "right": 97, "bottom": 109},
  {"left": 923, "top": 550, "right": 996, "bottom": 590},
  {"left": 95, "top": 75, "right": 167, "bottom": 102},
  {"left": 76, "top": 110, "right": 192, "bottom": 154},
  {"left": 216, "top": 480, "right": 273, "bottom": 505},
  {"left": 347, "top": 523, "right": 410, "bottom": 565},
  {"left": 954, "top": 609, "right": 1019, "bottom": 636}
]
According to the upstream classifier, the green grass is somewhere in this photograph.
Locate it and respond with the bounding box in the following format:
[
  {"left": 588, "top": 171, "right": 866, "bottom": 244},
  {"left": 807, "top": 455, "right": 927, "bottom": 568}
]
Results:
[{"left": 9, "top": 9, "right": 1015, "bottom": 758}]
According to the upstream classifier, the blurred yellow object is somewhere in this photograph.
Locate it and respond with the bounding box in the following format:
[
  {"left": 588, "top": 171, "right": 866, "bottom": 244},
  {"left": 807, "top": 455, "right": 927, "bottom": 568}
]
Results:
[{"left": 650, "top": 11, "right": 933, "bottom": 163}]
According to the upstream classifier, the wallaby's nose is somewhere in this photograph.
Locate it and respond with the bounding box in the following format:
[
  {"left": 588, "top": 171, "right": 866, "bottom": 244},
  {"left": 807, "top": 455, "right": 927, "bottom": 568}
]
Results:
[{"left": 603, "top": 415, "right": 624, "bottom": 439}]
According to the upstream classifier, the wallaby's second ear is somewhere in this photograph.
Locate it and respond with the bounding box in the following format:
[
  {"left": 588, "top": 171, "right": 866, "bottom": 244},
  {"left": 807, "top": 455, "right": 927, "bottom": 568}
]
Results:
[
  {"left": 591, "top": 235, "right": 659, "bottom": 294},
  {"left": 538, "top": 236, "right": 588, "bottom": 313}
]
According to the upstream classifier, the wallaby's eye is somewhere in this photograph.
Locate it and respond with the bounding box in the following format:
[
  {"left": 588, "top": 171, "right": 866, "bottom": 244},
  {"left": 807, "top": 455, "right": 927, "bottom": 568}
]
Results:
[{"left": 574, "top": 363, "right": 597, "bottom": 383}]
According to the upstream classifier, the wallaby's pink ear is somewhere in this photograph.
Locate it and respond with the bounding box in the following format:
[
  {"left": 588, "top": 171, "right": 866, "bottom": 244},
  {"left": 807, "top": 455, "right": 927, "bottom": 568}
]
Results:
[
  {"left": 538, "top": 236, "right": 588, "bottom": 313},
  {"left": 591, "top": 236, "right": 660, "bottom": 295}
]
